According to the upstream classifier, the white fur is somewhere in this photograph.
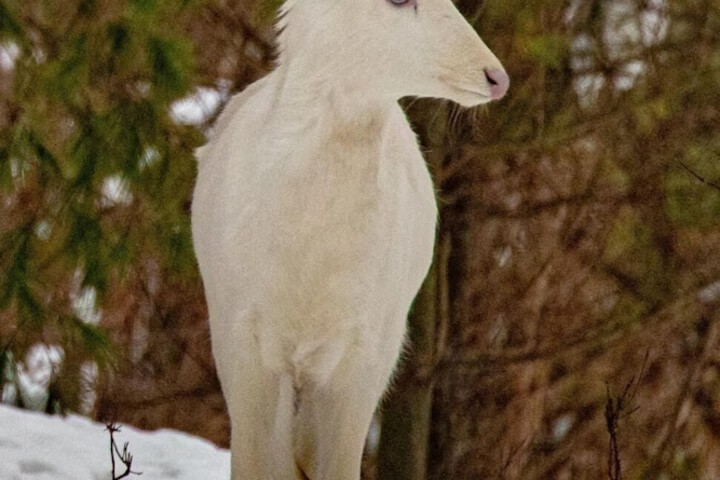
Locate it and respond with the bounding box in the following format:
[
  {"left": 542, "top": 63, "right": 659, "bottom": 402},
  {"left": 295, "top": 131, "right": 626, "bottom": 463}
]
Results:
[{"left": 191, "top": 0, "right": 505, "bottom": 478}]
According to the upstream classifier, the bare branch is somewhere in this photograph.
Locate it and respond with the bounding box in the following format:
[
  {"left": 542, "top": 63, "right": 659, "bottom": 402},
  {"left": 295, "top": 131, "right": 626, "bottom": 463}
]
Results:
[
  {"left": 675, "top": 159, "right": 720, "bottom": 192},
  {"left": 106, "top": 423, "right": 142, "bottom": 480},
  {"left": 604, "top": 352, "right": 649, "bottom": 480}
]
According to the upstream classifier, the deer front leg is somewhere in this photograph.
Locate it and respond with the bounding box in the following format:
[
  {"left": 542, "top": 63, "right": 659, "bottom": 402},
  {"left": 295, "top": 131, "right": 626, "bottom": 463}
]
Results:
[
  {"left": 294, "top": 337, "right": 403, "bottom": 480},
  {"left": 217, "top": 330, "right": 297, "bottom": 480}
]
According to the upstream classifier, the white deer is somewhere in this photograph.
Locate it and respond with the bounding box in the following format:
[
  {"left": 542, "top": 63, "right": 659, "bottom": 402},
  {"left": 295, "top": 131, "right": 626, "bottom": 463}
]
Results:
[{"left": 191, "top": 0, "right": 508, "bottom": 477}]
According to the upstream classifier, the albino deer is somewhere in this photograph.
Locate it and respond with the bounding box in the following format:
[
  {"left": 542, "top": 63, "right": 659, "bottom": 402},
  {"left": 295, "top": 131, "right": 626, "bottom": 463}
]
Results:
[{"left": 191, "top": 0, "right": 508, "bottom": 477}]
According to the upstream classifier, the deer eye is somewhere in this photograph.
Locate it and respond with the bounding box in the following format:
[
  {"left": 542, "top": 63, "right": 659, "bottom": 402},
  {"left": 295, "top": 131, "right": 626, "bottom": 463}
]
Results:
[{"left": 388, "top": 0, "right": 415, "bottom": 7}]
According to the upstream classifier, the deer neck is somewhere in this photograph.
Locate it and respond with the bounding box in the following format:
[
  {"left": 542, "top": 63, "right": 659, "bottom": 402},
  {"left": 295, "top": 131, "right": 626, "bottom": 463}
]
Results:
[{"left": 271, "top": 59, "right": 393, "bottom": 151}]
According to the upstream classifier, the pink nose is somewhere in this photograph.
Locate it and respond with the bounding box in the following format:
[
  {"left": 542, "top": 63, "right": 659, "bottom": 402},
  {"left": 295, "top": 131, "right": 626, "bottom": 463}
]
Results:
[{"left": 484, "top": 68, "right": 509, "bottom": 100}]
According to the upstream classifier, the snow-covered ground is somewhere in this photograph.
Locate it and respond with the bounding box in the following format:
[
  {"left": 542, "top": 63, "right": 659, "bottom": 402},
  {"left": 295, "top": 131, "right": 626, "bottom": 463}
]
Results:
[{"left": 0, "top": 404, "right": 229, "bottom": 480}]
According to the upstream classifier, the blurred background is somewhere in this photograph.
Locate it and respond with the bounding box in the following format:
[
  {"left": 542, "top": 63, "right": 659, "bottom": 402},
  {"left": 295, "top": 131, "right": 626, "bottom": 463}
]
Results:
[{"left": 1, "top": 0, "right": 719, "bottom": 479}]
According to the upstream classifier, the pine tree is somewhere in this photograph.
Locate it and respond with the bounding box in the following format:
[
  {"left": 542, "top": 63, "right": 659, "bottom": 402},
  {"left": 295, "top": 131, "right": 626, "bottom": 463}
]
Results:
[{"left": 0, "top": 0, "right": 202, "bottom": 412}]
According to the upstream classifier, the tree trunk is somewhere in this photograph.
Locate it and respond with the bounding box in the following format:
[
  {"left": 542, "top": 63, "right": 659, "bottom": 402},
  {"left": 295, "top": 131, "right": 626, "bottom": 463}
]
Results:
[
  {"left": 376, "top": 99, "right": 448, "bottom": 480},
  {"left": 377, "top": 262, "right": 437, "bottom": 480}
]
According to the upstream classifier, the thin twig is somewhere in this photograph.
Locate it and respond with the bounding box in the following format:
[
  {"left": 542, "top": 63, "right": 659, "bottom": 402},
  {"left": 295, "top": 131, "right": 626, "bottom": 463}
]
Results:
[
  {"left": 675, "top": 159, "right": 720, "bottom": 192},
  {"left": 604, "top": 350, "right": 650, "bottom": 480},
  {"left": 106, "top": 423, "right": 142, "bottom": 480}
]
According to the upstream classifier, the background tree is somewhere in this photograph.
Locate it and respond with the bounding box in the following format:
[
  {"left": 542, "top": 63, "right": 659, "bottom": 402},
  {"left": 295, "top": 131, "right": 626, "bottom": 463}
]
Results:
[
  {"left": 0, "top": 0, "right": 204, "bottom": 413},
  {"left": 421, "top": 1, "right": 720, "bottom": 479}
]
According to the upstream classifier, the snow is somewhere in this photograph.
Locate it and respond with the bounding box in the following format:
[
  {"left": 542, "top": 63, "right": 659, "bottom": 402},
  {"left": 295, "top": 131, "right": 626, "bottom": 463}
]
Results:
[
  {"left": 698, "top": 281, "right": 720, "bottom": 303},
  {"left": 0, "top": 41, "right": 20, "bottom": 71},
  {"left": 570, "top": 0, "right": 668, "bottom": 106},
  {"left": 2, "top": 345, "right": 64, "bottom": 411},
  {"left": 170, "top": 87, "right": 223, "bottom": 125},
  {"left": 0, "top": 405, "right": 229, "bottom": 480}
]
